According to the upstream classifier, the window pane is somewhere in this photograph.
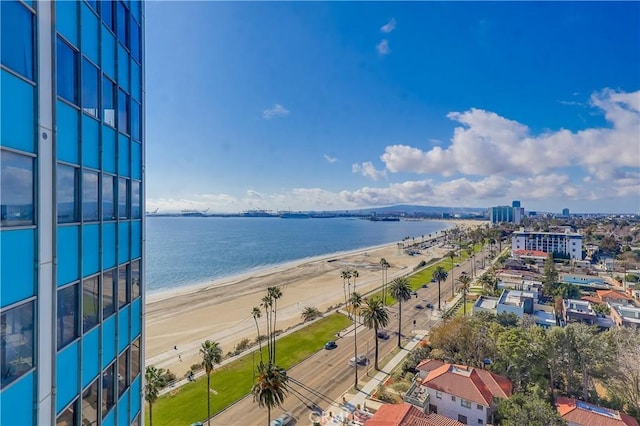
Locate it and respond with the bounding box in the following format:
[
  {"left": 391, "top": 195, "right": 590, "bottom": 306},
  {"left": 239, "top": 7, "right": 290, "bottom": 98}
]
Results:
[
  {"left": 102, "top": 174, "right": 116, "bottom": 220},
  {"left": 130, "top": 16, "right": 140, "bottom": 62},
  {"left": 117, "top": 89, "right": 128, "bottom": 134},
  {"left": 131, "top": 99, "right": 140, "bottom": 141},
  {"left": 81, "top": 379, "right": 98, "bottom": 426},
  {"left": 57, "top": 37, "right": 78, "bottom": 105},
  {"left": 57, "top": 284, "right": 79, "bottom": 349},
  {"left": 57, "top": 164, "right": 78, "bottom": 223},
  {"left": 1, "top": 150, "right": 34, "bottom": 227},
  {"left": 101, "top": 0, "right": 114, "bottom": 32},
  {"left": 56, "top": 399, "right": 78, "bottom": 426},
  {"left": 131, "top": 260, "right": 140, "bottom": 300},
  {"left": 130, "top": 337, "right": 140, "bottom": 381},
  {"left": 118, "top": 264, "right": 129, "bottom": 309},
  {"left": 0, "top": 301, "right": 35, "bottom": 389},
  {"left": 82, "top": 276, "right": 99, "bottom": 332},
  {"left": 82, "top": 170, "right": 99, "bottom": 222},
  {"left": 0, "top": 0, "right": 34, "bottom": 80},
  {"left": 102, "top": 76, "right": 116, "bottom": 127},
  {"left": 85, "top": 0, "right": 97, "bottom": 12},
  {"left": 81, "top": 58, "right": 99, "bottom": 117},
  {"left": 103, "top": 269, "right": 115, "bottom": 319},
  {"left": 116, "top": 1, "right": 129, "bottom": 47},
  {"left": 118, "top": 178, "right": 128, "bottom": 219},
  {"left": 101, "top": 363, "right": 115, "bottom": 416},
  {"left": 131, "top": 181, "right": 141, "bottom": 219},
  {"left": 117, "top": 349, "right": 129, "bottom": 398}
]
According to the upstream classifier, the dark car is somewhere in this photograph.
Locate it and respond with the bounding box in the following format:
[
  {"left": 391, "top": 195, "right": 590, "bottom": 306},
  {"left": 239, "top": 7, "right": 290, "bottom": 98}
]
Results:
[
  {"left": 421, "top": 283, "right": 428, "bottom": 288},
  {"left": 425, "top": 303, "right": 434, "bottom": 309},
  {"left": 324, "top": 341, "right": 337, "bottom": 350},
  {"left": 411, "top": 291, "right": 418, "bottom": 297},
  {"left": 376, "top": 331, "right": 390, "bottom": 340},
  {"left": 415, "top": 304, "right": 424, "bottom": 309}
]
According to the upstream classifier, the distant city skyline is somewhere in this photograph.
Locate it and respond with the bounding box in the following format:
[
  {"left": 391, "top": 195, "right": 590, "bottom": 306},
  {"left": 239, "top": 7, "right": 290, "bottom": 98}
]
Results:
[{"left": 145, "top": 2, "right": 640, "bottom": 214}]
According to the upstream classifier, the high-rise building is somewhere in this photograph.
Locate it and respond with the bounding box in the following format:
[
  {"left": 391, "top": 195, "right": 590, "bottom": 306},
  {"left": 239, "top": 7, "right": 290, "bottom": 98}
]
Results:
[
  {"left": 1, "top": 1, "right": 144, "bottom": 425},
  {"left": 562, "top": 208, "right": 570, "bottom": 217},
  {"left": 490, "top": 201, "right": 524, "bottom": 225}
]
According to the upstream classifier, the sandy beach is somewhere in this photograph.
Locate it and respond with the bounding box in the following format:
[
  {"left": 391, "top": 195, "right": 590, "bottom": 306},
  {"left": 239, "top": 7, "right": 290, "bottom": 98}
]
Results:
[{"left": 144, "top": 219, "right": 488, "bottom": 376}]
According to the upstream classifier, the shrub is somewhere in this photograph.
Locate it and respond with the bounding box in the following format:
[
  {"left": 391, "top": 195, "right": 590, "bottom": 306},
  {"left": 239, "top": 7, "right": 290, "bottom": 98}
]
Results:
[
  {"left": 234, "top": 338, "right": 251, "bottom": 352},
  {"left": 190, "top": 363, "right": 203, "bottom": 372}
]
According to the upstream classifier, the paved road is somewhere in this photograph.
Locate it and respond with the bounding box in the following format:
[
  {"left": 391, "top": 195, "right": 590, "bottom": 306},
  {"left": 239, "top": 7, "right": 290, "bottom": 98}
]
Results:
[{"left": 210, "top": 248, "right": 486, "bottom": 425}]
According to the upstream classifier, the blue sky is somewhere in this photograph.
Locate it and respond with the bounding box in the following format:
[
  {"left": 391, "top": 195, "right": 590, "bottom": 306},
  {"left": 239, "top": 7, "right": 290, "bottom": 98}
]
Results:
[{"left": 145, "top": 2, "right": 640, "bottom": 214}]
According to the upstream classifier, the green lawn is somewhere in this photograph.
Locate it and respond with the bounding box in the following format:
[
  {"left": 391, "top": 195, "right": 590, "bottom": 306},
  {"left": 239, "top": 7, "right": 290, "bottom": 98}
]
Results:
[{"left": 147, "top": 313, "right": 351, "bottom": 426}]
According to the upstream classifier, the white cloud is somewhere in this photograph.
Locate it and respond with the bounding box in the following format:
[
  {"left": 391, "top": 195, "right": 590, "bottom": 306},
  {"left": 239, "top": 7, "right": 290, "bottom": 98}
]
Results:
[
  {"left": 324, "top": 154, "right": 338, "bottom": 164},
  {"left": 380, "top": 18, "right": 396, "bottom": 33},
  {"left": 262, "top": 104, "right": 290, "bottom": 119},
  {"left": 376, "top": 39, "right": 390, "bottom": 55},
  {"left": 352, "top": 162, "right": 387, "bottom": 181},
  {"left": 246, "top": 190, "right": 264, "bottom": 199}
]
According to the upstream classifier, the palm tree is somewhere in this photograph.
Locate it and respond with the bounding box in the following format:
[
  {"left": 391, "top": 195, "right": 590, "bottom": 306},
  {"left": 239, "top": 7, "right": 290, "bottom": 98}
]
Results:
[
  {"left": 432, "top": 266, "right": 448, "bottom": 311},
  {"left": 351, "top": 269, "right": 359, "bottom": 292},
  {"left": 458, "top": 274, "right": 472, "bottom": 316},
  {"left": 360, "top": 296, "right": 390, "bottom": 370},
  {"left": 388, "top": 277, "right": 411, "bottom": 348},
  {"left": 341, "top": 270, "right": 352, "bottom": 315},
  {"left": 301, "top": 306, "right": 321, "bottom": 322},
  {"left": 252, "top": 306, "right": 263, "bottom": 364},
  {"left": 267, "top": 286, "right": 282, "bottom": 363},
  {"left": 200, "top": 340, "right": 223, "bottom": 426},
  {"left": 144, "top": 365, "right": 165, "bottom": 426},
  {"left": 261, "top": 295, "right": 273, "bottom": 362},
  {"left": 379, "top": 258, "right": 390, "bottom": 304},
  {"left": 349, "top": 292, "right": 363, "bottom": 389},
  {"left": 447, "top": 250, "right": 456, "bottom": 297},
  {"left": 251, "top": 361, "right": 289, "bottom": 425}
]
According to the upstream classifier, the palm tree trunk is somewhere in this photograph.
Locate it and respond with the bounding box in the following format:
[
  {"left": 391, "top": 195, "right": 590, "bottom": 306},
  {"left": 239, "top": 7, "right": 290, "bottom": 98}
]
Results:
[
  {"left": 268, "top": 407, "right": 271, "bottom": 426},
  {"left": 438, "top": 280, "right": 441, "bottom": 310},
  {"left": 272, "top": 303, "right": 277, "bottom": 363},
  {"left": 397, "top": 301, "right": 402, "bottom": 348},
  {"left": 374, "top": 326, "right": 380, "bottom": 370},
  {"left": 354, "top": 317, "right": 358, "bottom": 389},
  {"left": 463, "top": 288, "right": 467, "bottom": 316},
  {"left": 207, "top": 374, "right": 211, "bottom": 426},
  {"left": 254, "top": 318, "right": 263, "bottom": 364}
]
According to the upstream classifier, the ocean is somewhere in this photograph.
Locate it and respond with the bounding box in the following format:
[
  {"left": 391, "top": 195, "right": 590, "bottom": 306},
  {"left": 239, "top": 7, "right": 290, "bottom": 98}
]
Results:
[{"left": 145, "top": 216, "right": 451, "bottom": 293}]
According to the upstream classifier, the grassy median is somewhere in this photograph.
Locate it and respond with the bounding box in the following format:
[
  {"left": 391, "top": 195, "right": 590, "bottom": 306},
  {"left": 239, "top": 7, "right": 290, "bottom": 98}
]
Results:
[{"left": 147, "top": 312, "right": 352, "bottom": 426}]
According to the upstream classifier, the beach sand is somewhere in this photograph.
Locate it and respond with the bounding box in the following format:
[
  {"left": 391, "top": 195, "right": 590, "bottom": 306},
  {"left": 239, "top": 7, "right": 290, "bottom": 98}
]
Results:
[{"left": 144, "top": 219, "right": 488, "bottom": 375}]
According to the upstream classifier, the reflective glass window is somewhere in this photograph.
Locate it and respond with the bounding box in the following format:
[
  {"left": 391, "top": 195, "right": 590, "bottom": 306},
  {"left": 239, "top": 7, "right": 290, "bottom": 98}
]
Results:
[
  {"left": 85, "top": 0, "right": 97, "bottom": 12},
  {"left": 81, "top": 379, "right": 98, "bottom": 426},
  {"left": 0, "top": 301, "right": 35, "bottom": 389},
  {"left": 0, "top": 150, "right": 34, "bottom": 227},
  {"left": 57, "top": 37, "right": 79, "bottom": 105},
  {"left": 130, "top": 16, "right": 140, "bottom": 62},
  {"left": 56, "top": 399, "right": 78, "bottom": 426},
  {"left": 57, "top": 283, "right": 79, "bottom": 350},
  {"left": 102, "top": 174, "right": 116, "bottom": 221},
  {"left": 116, "top": 1, "right": 129, "bottom": 47},
  {"left": 0, "top": 0, "right": 34, "bottom": 80},
  {"left": 102, "top": 76, "right": 116, "bottom": 127},
  {"left": 81, "top": 58, "right": 99, "bottom": 117},
  {"left": 117, "top": 349, "right": 129, "bottom": 397},
  {"left": 131, "top": 259, "right": 141, "bottom": 300},
  {"left": 57, "top": 164, "right": 79, "bottom": 223},
  {"left": 118, "top": 264, "right": 129, "bottom": 309},
  {"left": 118, "top": 178, "right": 128, "bottom": 219},
  {"left": 117, "top": 89, "right": 129, "bottom": 134},
  {"left": 82, "top": 170, "right": 99, "bottom": 222},
  {"left": 131, "top": 181, "right": 141, "bottom": 219},
  {"left": 103, "top": 269, "right": 116, "bottom": 319},
  {"left": 131, "top": 99, "right": 141, "bottom": 141},
  {"left": 101, "top": 363, "right": 115, "bottom": 416},
  {"left": 82, "top": 276, "right": 99, "bottom": 332},
  {"left": 101, "top": 0, "right": 114, "bottom": 32},
  {"left": 130, "top": 337, "right": 140, "bottom": 381}
]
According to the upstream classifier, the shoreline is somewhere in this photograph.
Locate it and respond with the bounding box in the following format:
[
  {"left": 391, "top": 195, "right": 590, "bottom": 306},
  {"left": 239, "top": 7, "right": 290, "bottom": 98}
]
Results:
[{"left": 144, "top": 219, "right": 487, "bottom": 376}]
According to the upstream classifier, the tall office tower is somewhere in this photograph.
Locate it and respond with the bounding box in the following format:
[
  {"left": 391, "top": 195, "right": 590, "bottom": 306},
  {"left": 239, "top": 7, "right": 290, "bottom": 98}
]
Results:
[
  {"left": 562, "top": 208, "right": 570, "bottom": 217},
  {"left": 1, "top": 1, "right": 144, "bottom": 425},
  {"left": 512, "top": 200, "right": 521, "bottom": 208}
]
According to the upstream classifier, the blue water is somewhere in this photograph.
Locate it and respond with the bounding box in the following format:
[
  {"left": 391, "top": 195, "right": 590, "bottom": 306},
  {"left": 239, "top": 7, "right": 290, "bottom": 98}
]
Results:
[{"left": 145, "top": 217, "right": 450, "bottom": 293}]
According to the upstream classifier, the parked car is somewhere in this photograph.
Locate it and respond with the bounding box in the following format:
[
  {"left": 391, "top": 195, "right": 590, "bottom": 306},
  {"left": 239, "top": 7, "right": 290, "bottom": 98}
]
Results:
[
  {"left": 349, "top": 355, "right": 369, "bottom": 366},
  {"left": 376, "top": 331, "right": 390, "bottom": 340},
  {"left": 425, "top": 303, "right": 434, "bottom": 309},
  {"left": 271, "top": 412, "right": 294, "bottom": 426},
  {"left": 411, "top": 291, "right": 418, "bottom": 297},
  {"left": 324, "top": 341, "right": 337, "bottom": 350},
  {"left": 421, "top": 283, "right": 428, "bottom": 288},
  {"left": 414, "top": 304, "right": 424, "bottom": 310}
]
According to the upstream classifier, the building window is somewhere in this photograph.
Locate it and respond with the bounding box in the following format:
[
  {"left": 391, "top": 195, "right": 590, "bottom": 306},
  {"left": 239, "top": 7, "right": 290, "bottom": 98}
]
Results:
[
  {"left": 116, "top": 1, "right": 129, "bottom": 47},
  {"left": 82, "top": 170, "right": 99, "bottom": 222},
  {"left": 435, "top": 391, "right": 442, "bottom": 399},
  {"left": 57, "top": 164, "right": 79, "bottom": 223},
  {"left": 130, "top": 337, "right": 140, "bottom": 381},
  {"left": 1, "top": 150, "right": 34, "bottom": 227},
  {"left": 131, "top": 414, "right": 140, "bottom": 426},
  {"left": 102, "top": 174, "right": 116, "bottom": 221},
  {"left": 82, "top": 276, "right": 99, "bottom": 332},
  {"left": 451, "top": 396, "right": 456, "bottom": 401},
  {"left": 477, "top": 404, "right": 483, "bottom": 410},
  {"left": 101, "top": 0, "right": 114, "bottom": 32},
  {"left": 102, "top": 363, "right": 115, "bottom": 417},
  {"left": 85, "top": 0, "right": 98, "bottom": 12},
  {"left": 118, "top": 263, "right": 129, "bottom": 309},
  {"left": 57, "top": 37, "right": 79, "bottom": 105},
  {"left": 478, "top": 419, "right": 483, "bottom": 425},
  {"left": 458, "top": 415, "right": 467, "bottom": 424},
  {"left": 102, "top": 76, "right": 116, "bottom": 127},
  {"left": 0, "top": 0, "right": 34, "bottom": 80},
  {"left": 131, "top": 180, "right": 141, "bottom": 219},
  {"left": 81, "top": 379, "right": 99, "bottom": 426},
  {"left": 131, "top": 99, "right": 141, "bottom": 141},
  {"left": 118, "top": 349, "right": 129, "bottom": 397},
  {"left": 103, "top": 269, "right": 116, "bottom": 319},
  {"left": 131, "top": 259, "right": 141, "bottom": 300},
  {"left": 81, "top": 58, "right": 99, "bottom": 117},
  {"left": 0, "top": 301, "right": 35, "bottom": 389},
  {"left": 57, "top": 283, "right": 79, "bottom": 349},
  {"left": 130, "top": 16, "right": 141, "bottom": 62},
  {"left": 461, "top": 399, "right": 472, "bottom": 409},
  {"left": 118, "top": 178, "right": 129, "bottom": 219},
  {"left": 117, "top": 89, "right": 129, "bottom": 134},
  {"left": 56, "top": 399, "right": 78, "bottom": 426}
]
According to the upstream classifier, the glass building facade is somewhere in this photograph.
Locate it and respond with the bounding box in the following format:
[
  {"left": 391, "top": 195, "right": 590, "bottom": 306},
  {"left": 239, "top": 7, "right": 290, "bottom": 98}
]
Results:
[{"left": 1, "top": 1, "right": 144, "bottom": 425}]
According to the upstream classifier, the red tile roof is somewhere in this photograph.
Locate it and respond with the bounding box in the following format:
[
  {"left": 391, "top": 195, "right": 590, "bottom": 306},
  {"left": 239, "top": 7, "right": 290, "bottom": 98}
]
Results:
[
  {"left": 513, "top": 249, "right": 548, "bottom": 257},
  {"left": 596, "top": 290, "right": 633, "bottom": 301},
  {"left": 364, "top": 404, "right": 464, "bottom": 426},
  {"left": 556, "top": 397, "right": 639, "bottom": 426},
  {"left": 581, "top": 296, "right": 605, "bottom": 305},
  {"left": 416, "top": 359, "right": 446, "bottom": 374}
]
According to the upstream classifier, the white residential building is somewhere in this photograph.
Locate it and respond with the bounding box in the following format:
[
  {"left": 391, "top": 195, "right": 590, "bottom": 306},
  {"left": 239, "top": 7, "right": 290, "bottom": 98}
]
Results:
[{"left": 511, "top": 229, "right": 583, "bottom": 260}]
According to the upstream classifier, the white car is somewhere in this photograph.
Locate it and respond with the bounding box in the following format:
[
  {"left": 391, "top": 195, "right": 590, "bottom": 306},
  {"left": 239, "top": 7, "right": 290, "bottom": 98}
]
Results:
[
  {"left": 349, "top": 355, "right": 369, "bottom": 367},
  {"left": 270, "top": 412, "right": 294, "bottom": 426}
]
